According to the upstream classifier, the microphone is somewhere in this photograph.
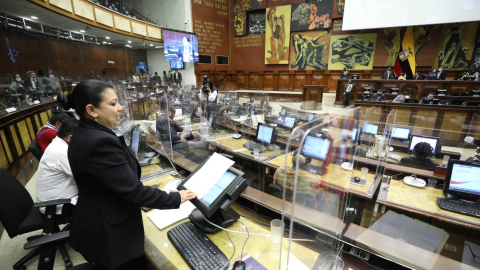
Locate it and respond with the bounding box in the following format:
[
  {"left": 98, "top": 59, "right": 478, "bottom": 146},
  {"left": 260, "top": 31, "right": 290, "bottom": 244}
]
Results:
[
  {"left": 225, "top": 114, "right": 241, "bottom": 139},
  {"left": 156, "top": 140, "right": 184, "bottom": 181},
  {"left": 0, "top": 101, "right": 7, "bottom": 109}
]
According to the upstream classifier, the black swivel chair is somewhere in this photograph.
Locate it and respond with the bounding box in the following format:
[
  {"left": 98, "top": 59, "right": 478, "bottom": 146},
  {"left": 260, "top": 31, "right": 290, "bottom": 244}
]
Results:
[
  {"left": 0, "top": 169, "right": 73, "bottom": 270},
  {"left": 28, "top": 140, "right": 43, "bottom": 161}
]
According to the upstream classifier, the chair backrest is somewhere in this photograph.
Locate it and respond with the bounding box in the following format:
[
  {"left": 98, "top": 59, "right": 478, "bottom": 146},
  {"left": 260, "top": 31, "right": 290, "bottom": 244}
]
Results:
[
  {"left": 28, "top": 140, "right": 43, "bottom": 161},
  {"left": 0, "top": 169, "right": 34, "bottom": 238}
]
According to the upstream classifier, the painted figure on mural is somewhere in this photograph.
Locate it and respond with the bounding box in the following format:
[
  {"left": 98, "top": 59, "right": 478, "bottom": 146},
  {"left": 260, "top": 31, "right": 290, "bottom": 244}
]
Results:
[
  {"left": 438, "top": 23, "right": 470, "bottom": 68},
  {"left": 332, "top": 35, "right": 374, "bottom": 53},
  {"left": 267, "top": 8, "right": 286, "bottom": 62},
  {"left": 234, "top": 0, "right": 251, "bottom": 13},
  {"left": 291, "top": 31, "right": 329, "bottom": 70},
  {"left": 336, "top": 0, "right": 344, "bottom": 14},
  {"left": 331, "top": 35, "right": 375, "bottom": 69},
  {"left": 331, "top": 53, "right": 371, "bottom": 69},
  {"left": 413, "top": 25, "right": 438, "bottom": 64},
  {"left": 383, "top": 28, "right": 401, "bottom": 66},
  {"left": 234, "top": 12, "right": 246, "bottom": 36}
]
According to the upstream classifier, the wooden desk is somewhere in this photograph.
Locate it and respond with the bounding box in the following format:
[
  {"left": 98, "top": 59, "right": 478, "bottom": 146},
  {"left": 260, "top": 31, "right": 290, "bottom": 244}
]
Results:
[
  {"left": 263, "top": 154, "right": 381, "bottom": 200},
  {"left": 210, "top": 137, "right": 284, "bottom": 162},
  {"left": 141, "top": 175, "right": 322, "bottom": 270},
  {"left": 302, "top": 85, "right": 325, "bottom": 103},
  {"left": 377, "top": 180, "right": 480, "bottom": 230}
]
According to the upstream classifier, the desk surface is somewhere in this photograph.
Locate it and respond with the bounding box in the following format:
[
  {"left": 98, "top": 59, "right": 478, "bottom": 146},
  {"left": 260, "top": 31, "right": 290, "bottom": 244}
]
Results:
[
  {"left": 210, "top": 136, "right": 284, "bottom": 162},
  {"left": 377, "top": 180, "right": 480, "bottom": 230},
  {"left": 263, "top": 153, "right": 380, "bottom": 200},
  {"left": 142, "top": 175, "right": 321, "bottom": 270}
]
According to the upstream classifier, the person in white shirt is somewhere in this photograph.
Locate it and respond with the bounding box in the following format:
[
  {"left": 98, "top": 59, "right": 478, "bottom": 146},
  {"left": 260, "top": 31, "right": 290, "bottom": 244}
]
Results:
[
  {"left": 132, "top": 72, "right": 140, "bottom": 83},
  {"left": 198, "top": 78, "right": 218, "bottom": 119},
  {"left": 36, "top": 118, "right": 79, "bottom": 216},
  {"left": 473, "top": 69, "right": 479, "bottom": 81}
]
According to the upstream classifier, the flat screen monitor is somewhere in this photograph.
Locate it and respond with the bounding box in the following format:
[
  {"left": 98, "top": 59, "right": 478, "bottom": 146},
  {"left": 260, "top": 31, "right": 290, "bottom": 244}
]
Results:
[
  {"left": 445, "top": 161, "right": 480, "bottom": 197},
  {"left": 302, "top": 136, "right": 331, "bottom": 161},
  {"left": 307, "top": 114, "right": 314, "bottom": 122},
  {"left": 391, "top": 127, "right": 410, "bottom": 140},
  {"left": 163, "top": 30, "right": 199, "bottom": 62},
  {"left": 170, "top": 61, "right": 184, "bottom": 69},
  {"left": 390, "top": 88, "right": 400, "bottom": 94},
  {"left": 256, "top": 123, "right": 274, "bottom": 145},
  {"left": 363, "top": 123, "right": 378, "bottom": 135},
  {"left": 280, "top": 108, "right": 286, "bottom": 116},
  {"left": 404, "top": 98, "right": 419, "bottom": 103},
  {"left": 436, "top": 89, "right": 447, "bottom": 96},
  {"left": 274, "top": 115, "right": 285, "bottom": 125},
  {"left": 283, "top": 116, "right": 295, "bottom": 128},
  {"left": 408, "top": 135, "right": 438, "bottom": 152},
  {"left": 130, "top": 128, "right": 140, "bottom": 156}
]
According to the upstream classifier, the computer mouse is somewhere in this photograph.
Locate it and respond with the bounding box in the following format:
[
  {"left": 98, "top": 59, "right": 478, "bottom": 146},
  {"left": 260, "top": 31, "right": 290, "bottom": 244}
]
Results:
[
  {"left": 232, "top": 261, "right": 246, "bottom": 270},
  {"left": 354, "top": 177, "right": 361, "bottom": 183}
]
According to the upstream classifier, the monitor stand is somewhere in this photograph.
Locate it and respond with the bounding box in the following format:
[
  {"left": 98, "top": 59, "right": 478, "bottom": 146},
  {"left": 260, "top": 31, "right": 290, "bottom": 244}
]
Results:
[{"left": 189, "top": 207, "right": 240, "bottom": 234}]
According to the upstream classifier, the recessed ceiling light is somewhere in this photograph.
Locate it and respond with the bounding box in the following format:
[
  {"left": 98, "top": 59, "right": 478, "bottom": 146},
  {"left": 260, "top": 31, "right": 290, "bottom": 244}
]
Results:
[
  {"left": 150, "top": 44, "right": 153, "bottom": 46},
  {"left": 102, "top": 41, "right": 107, "bottom": 44},
  {"left": 106, "top": 36, "right": 110, "bottom": 39},
  {"left": 128, "top": 41, "right": 131, "bottom": 43},
  {"left": 31, "top": 16, "right": 38, "bottom": 19},
  {"left": 26, "top": 26, "right": 31, "bottom": 29},
  {"left": 80, "top": 30, "right": 85, "bottom": 33},
  {"left": 107, "top": 42, "right": 111, "bottom": 44}
]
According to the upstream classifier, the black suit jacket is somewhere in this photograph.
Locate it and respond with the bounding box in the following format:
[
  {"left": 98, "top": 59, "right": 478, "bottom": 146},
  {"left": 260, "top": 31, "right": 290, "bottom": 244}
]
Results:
[
  {"left": 68, "top": 118, "right": 180, "bottom": 268},
  {"left": 23, "top": 78, "right": 39, "bottom": 89},
  {"left": 383, "top": 70, "right": 393, "bottom": 79},
  {"left": 437, "top": 70, "right": 447, "bottom": 80},
  {"left": 372, "top": 93, "right": 385, "bottom": 101},
  {"left": 174, "top": 72, "right": 182, "bottom": 81}
]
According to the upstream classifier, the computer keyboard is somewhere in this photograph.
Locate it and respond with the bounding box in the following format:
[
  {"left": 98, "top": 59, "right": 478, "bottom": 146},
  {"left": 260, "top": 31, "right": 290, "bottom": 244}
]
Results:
[
  {"left": 437, "top": 198, "right": 480, "bottom": 218},
  {"left": 168, "top": 222, "right": 230, "bottom": 270},
  {"left": 243, "top": 141, "right": 266, "bottom": 152},
  {"left": 309, "top": 165, "right": 323, "bottom": 175}
]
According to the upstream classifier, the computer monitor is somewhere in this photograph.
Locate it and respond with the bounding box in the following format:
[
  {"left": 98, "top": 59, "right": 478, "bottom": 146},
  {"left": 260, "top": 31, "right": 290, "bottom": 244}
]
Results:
[
  {"left": 350, "top": 75, "right": 360, "bottom": 79},
  {"left": 391, "top": 127, "right": 410, "bottom": 140},
  {"left": 302, "top": 136, "right": 331, "bottom": 161},
  {"left": 130, "top": 128, "right": 140, "bottom": 156},
  {"left": 444, "top": 160, "right": 480, "bottom": 200},
  {"left": 363, "top": 123, "right": 378, "bottom": 135},
  {"left": 424, "top": 99, "right": 439, "bottom": 105},
  {"left": 280, "top": 108, "right": 286, "bottom": 116},
  {"left": 283, "top": 116, "right": 295, "bottom": 129},
  {"left": 363, "top": 87, "right": 372, "bottom": 93},
  {"left": 471, "top": 90, "right": 480, "bottom": 97},
  {"left": 440, "top": 100, "right": 452, "bottom": 105},
  {"left": 451, "top": 100, "right": 465, "bottom": 106},
  {"left": 436, "top": 89, "right": 447, "bottom": 96},
  {"left": 256, "top": 123, "right": 275, "bottom": 145},
  {"left": 390, "top": 88, "right": 400, "bottom": 94},
  {"left": 466, "top": 101, "right": 480, "bottom": 107},
  {"left": 404, "top": 98, "right": 419, "bottom": 103},
  {"left": 178, "top": 164, "right": 247, "bottom": 233},
  {"left": 408, "top": 135, "right": 441, "bottom": 154},
  {"left": 307, "top": 114, "right": 314, "bottom": 122},
  {"left": 274, "top": 115, "right": 285, "bottom": 125}
]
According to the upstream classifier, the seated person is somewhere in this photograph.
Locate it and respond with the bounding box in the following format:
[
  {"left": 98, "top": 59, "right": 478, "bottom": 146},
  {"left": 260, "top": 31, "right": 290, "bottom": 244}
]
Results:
[
  {"left": 36, "top": 118, "right": 79, "bottom": 216},
  {"left": 382, "top": 67, "right": 394, "bottom": 79},
  {"left": 465, "top": 136, "right": 480, "bottom": 164},
  {"left": 428, "top": 68, "right": 437, "bottom": 80},
  {"left": 458, "top": 68, "right": 470, "bottom": 80},
  {"left": 36, "top": 112, "right": 70, "bottom": 152},
  {"left": 9, "top": 74, "right": 24, "bottom": 91},
  {"left": 398, "top": 72, "right": 407, "bottom": 80},
  {"left": 340, "top": 67, "right": 349, "bottom": 79},
  {"left": 419, "top": 93, "right": 435, "bottom": 104},
  {"left": 372, "top": 89, "right": 385, "bottom": 102},
  {"left": 473, "top": 69, "right": 479, "bottom": 81},
  {"left": 156, "top": 106, "right": 207, "bottom": 149},
  {"left": 414, "top": 72, "right": 422, "bottom": 80},
  {"left": 393, "top": 92, "right": 410, "bottom": 103},
  {"left": 398, "top": 142, "right": 438, "bottom": 171}
]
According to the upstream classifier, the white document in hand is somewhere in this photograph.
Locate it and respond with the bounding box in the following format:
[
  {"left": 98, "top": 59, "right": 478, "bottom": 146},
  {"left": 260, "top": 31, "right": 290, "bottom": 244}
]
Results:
[{"left": 183, "top": 152, "right": 235, "bottom": 199}]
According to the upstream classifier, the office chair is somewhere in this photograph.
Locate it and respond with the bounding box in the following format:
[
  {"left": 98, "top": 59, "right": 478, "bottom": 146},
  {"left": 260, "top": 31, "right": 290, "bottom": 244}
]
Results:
[
  {"left": 28, "top": 140, "right": 43, "bottom": 161},
  {"left": 0, "top": 169, "right": 73, "bottom": 270}
]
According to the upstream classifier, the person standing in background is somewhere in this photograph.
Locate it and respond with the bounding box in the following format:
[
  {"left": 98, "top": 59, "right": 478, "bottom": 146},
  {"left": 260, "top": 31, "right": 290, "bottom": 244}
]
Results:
[
  {"left": 341, "top": 67, "right": 349, "bottom": 79},
  {"left": 437, "top": 66, "right": 447, "bottom": 80},
  {"left": 174, "top": 70, "right": 182, "bottom": 88},
  {"left": 382, "top": 67, "right": 394, "bottom": 79},
  {"left": 343, "top": 80, "right": 353, "bottom": 108},
  {"left": 163, "top": 71, "right": 168, "bottom": 90}
]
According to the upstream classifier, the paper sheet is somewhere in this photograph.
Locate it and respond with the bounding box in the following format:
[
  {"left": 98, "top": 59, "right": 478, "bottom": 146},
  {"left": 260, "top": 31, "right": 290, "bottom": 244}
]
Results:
[
  {"left": 183, "top": 152, "right": 235, "bottom": 199},
  {"left": 147, "top": 201, "right": 196, "bottom": 230}
]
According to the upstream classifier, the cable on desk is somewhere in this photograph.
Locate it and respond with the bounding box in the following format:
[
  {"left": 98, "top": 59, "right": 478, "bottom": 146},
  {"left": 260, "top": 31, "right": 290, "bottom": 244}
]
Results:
[
  {"left": 224, "top": 230, "right": 236, "bottom": 261},
  {"left": 229, "top": 214, "right": 249, "bottom": 261},
  {"left": 201, "top": 216, "right": 315, "bottom": 242}
]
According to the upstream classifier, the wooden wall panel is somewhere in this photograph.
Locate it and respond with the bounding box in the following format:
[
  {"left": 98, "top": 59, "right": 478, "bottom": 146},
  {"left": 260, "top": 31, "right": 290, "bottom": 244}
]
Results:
[
  {"left": 40, "top": 112, "right": 49, "bottom": 125},
  {"left": 263, "top": 73, "right": 274, "bottom": 90},
  {"left": 391, "top": 109, "right": 411, "bottom": 126},
  {"left": 51, "top": 39, "right": 83, "bottom": 78},
  {"left": 26, "top": 118, "right": 35, "bottom": 140},
  {"left": 9, "top": 125, "right": 23, "bottom": 156},
  {"left": 236, "top": 74, "right": 247, "bottom": 89},
  {"left": 278, "top": 73, "right": 290, "bottom": 91},
  {"left": 17, "top": 121, "right": 32, "bottom": 151},
  {"left": 249, "top": 73, "right": 261, "bottom": 89},
  {"left": 34, "top": 115, "right": 41, "bottom": 132},
  {"left": 79, "top": 43, "right": 107, "bottom": 78},
  {"left": 0, "top": 130, "right": 13, "bottom": 163},
  {"left": 0, "top": 141, "right": 9, "bottom": 169},
  {"left": 14, "top": 32, "right": 56, "bottom": 73},
  {"left": 293, "top": 73, "right": 308, "bottom": 91}
]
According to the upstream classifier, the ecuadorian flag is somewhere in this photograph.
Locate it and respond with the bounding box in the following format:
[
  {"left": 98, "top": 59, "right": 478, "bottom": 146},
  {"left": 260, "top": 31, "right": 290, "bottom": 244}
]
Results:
[{"left": 394, "top": 27, "right": 416, "bottom": 79}]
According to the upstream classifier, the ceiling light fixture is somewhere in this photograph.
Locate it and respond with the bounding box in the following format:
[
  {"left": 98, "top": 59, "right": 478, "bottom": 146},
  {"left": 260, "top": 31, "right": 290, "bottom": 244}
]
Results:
[
  {"left": 128, "top": 41, "right": 131, "bottom": 43},
  {"left": 106, "top": 36, "right": 110, "bottom": 39},
  {"left": 102, "top": 41, "right": 107, "bottom": 44},
  {"left": 80, "top": 30, "right": 85, "bottom": 33},
  {"left": 150, "top": 44, "right": 153, "bottom": 46},
  {"left": 31, "top": 16, "right": 38, "bottom": 19},
  {"left": 107, "top": 42, "right": 111, "bottom": 44}
]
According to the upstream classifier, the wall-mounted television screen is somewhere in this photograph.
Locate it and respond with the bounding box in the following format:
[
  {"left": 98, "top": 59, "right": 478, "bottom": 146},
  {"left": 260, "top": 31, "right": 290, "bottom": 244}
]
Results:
[
  {"left": 163, "top": 30, "right": 199, "bottom": 63},
  {"left": 170, "top": 61, "right": 184, "bottom": 69}
]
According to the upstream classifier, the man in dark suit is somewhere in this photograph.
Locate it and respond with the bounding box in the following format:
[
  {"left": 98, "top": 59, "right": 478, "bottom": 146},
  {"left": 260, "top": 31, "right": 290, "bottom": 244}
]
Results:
[
  {"left": 414, "top": 72, "right": 422, "bottom": 80},
  {"left": 152, "top": 72, "right": 161, "bottom": 84},
  {"left": 372, "top": 89, "right": 385, "bottom": 102},
  {"left": 437, "top": 66, "right": 447, "bottom": 80},
  {"left": 23, "top": 71, "right": 42, "bottom": 99},
  {"left": 174, "top": 70, "right": 182, "bottom": 87},
  {"left": 382, "top": 67, "right": 394, "bottom": 79}
]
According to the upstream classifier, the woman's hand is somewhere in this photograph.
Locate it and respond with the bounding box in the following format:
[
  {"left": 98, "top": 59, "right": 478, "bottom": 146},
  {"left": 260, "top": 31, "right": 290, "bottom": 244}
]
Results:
[{"left": 179, "top": 190, "right": 197, "bottom": 203}]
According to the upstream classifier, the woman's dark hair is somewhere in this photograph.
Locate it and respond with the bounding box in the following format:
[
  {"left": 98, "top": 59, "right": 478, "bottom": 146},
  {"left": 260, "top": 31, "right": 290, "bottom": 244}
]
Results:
[
  {"left": 207, "top": 79, "right": 213, "bottom": 89},
  {"left": 413, "top": 142, "right": 434, "bottom": 158},
  {"left": 57, "top": 80, "right": 113, "bottom": 118}
]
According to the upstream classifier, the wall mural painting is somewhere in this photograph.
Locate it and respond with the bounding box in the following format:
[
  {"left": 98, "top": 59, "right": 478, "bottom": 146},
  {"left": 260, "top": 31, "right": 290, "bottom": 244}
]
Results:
[
  {"left": 435, "top": 22, "right": 480, "bottom": 69},
  {"left": 383, "top": 28, "right": 401, "bottom": 66},
  {"left": 234, "top": 0, "right": 252, "bottom": 12},
  {"left": 248, "top": 10, "right": 266, "bottom": 35},
  {"left": 289, "top": 30, "right": 331, "bottom": 70},
  {"left": 332, "top": 0, "right": 344, "bottom": 18},
  {"left": 413, "top": 25, "right": 439, "bottom": 65},
  {"left": 328, "top": 33, "right": 377, "bottom": 70},
  {"left": 265, "top": 5, "right": 292, "bottom": 64},
  {"left": 267, "top": 0, "right": 306, "bottom": 8},
  {"left": 234, "top": 12, "right": 247, "bottom": 36},
  {"left": 291, "top": 1, "right": 333, "bottom": 31}
]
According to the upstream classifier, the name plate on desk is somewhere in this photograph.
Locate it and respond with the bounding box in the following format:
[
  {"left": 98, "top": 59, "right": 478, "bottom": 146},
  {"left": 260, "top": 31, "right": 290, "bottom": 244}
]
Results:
[
  {"left": 5, "top": 107, "right": 17, "bottom": 113},
  {"left": 33, "top": 100, "right": 40, "bottom": 104}
]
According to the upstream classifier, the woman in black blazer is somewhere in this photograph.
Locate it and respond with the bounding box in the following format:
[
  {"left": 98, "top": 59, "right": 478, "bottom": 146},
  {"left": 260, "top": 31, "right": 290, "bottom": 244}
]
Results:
[{"left": 58, "top": 80, "right": 196, "bottom": 270}]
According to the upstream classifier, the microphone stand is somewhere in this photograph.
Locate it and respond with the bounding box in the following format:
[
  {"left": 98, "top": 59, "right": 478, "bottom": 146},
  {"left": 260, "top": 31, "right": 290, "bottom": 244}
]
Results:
[{"left": 225, "top": 114, "right": 241, "bottom": 139}]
